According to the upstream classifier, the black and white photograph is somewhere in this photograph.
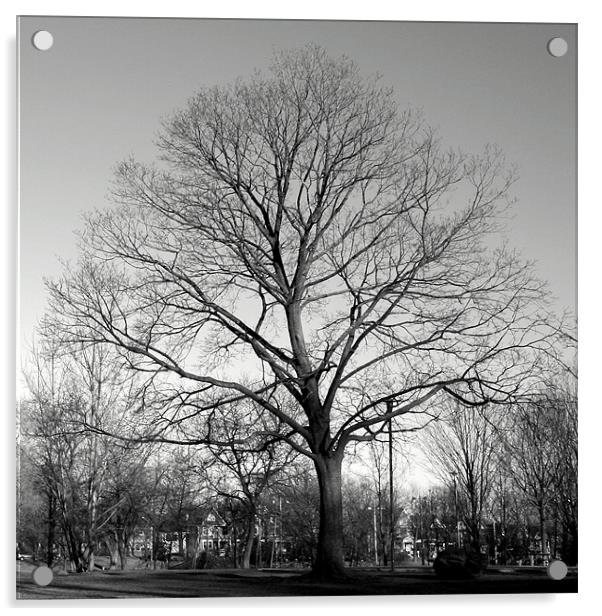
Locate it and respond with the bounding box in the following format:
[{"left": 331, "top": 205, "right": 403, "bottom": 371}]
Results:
[{"left": 15, "top": 13, "right": 577, "bottom": 602}]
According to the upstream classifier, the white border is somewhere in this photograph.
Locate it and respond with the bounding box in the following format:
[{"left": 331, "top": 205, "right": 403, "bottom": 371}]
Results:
[{"left": 4, "top": 1, "right": 598, "bottom": 614}]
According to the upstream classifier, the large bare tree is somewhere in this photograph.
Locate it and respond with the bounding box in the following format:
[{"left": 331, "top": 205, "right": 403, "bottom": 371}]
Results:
[{"left": 48, "top": 45, "right": 561, "bottom": 578}]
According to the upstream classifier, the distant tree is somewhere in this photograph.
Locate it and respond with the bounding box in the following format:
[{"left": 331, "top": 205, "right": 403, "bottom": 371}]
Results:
[
  {"left": 501, "top": 376, "right": 577, "bottom": 564},
  {"left": 277, "top": 464, "right": 320, "bottom": 566},
  {"left": 20, "top": 324, "right": 138, "bottom": 571},
  {"left": 342, "top": 477, "right": 373, "bottom": 565},
  {"left": 423, "top": 485, "right": 456, "bottom": 549},
  {"left": 95, "top": 442, "right": 159, "bottom": 570},
  {"left": 20, "top": 336, "right": 91, "bottom": 571},
  {"left": 158, "top": 446, "right": 211, "bottom": 557},
  {"left": 552, "top": 382, "right": 577, "bottom": 564},
  {"left": 423, "top": 403, "right": 499, "bottom": 550},
  {"left": 350, "top": 440, "right": 389, "bottom": 566},
  {"left": 202, "top": 402, "right": 298, "bottom": 568},
  {"left": 347, "top": 436, "right": 410, "bottom": 566},
  {"left": 16, "top": 433, "right": 51, "bottom": 562},
  {"left": 48, "top": 45, "right": 562, "bottom": 579}
]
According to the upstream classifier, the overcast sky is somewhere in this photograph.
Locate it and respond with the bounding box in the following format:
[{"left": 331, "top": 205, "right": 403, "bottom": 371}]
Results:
[{"left": 18, "top": 16, "right": 576, "bottom": 354}]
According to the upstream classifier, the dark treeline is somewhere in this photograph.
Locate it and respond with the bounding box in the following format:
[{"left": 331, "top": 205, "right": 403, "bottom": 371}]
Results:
[{"left": 17, "top": 334, "right": 576, "bottom": 571}]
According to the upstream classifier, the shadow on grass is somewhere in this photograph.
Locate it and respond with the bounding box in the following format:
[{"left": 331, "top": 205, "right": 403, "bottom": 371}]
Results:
[{"left": 16, "top": 566, "right": 578, "bottom": 600}]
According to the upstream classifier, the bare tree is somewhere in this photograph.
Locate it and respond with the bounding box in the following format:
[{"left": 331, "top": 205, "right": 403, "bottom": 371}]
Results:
[
  {"left": 342, "top": 476, "right": 374, "bottom": 566},
  {"left": 157, "top": 446, "right": 211, "bottom": 560},
  {"left": 203, "top": 402, "right": 298, "bottom": 568},
  {"left": 276, "top": 464, "right": 320, "bottom": 566},
  {"left": 552, "top": 382, "right": 577, "bottom": 564},
  {"left": 423, "top": 403, "right": 499, "bottom": 551},
  {"left": 20, "top": 325, "right": 138, "bottom": 571},
  {"left": 500, "top": 378, "right": 577, "bottom": 564},
  {"left": 360, "top": 441, "right": 388, "bottom": 566},
  {"left": 349, "top": 435, "right": 410, "bottom": 566},
  {"left": 48, "top": 45, "right": 561, "bottom": 578}
]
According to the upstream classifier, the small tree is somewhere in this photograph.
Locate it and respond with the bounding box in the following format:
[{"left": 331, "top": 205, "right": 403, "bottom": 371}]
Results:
[
  {"left": 342, "top": 477, "right": 374, "bottom": 566},
  {"left": 158, "top": 446, "right": 211, "bottom": 558},
  {"left": 501, "top": 381, "right": 577, "bottom": 564},
  {"left": 277, "top": 464, "right": 320, "bottom": 566},
  {"left": 423, "top": 403, "right": 499, "bottom": 551},
  {"left": 20, "top": 324, "right": 142, "bottom": 571},
  {"left": 17, "top": 435, "right": 55, "bottom": 563},
  {"left": 48, "top": 45, "right": 561, "bottom": 578},
  {"left": 21, "top": 336, "right": 95, "bottom": 572},
  {"left": 203, "top": 402, "right": 298, "bottom": 568}
]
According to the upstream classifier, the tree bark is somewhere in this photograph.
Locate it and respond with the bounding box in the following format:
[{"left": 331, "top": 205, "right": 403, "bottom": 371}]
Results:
[
  {"left": 63, "top": 521, "right": 85, "bottom": 572},
  {"left": 538, "top": 502, "right": 547, "bottom": 562},
  {"left": 241, "top": 510, "right": 256, "bottom": 569},
  {"left": 232, "top": 522, "right": 238, "bottom": 568},
  {"left": 104, "top": 537, "right": 119, "bottom": 569},
  {"left": 312, "top": 453, "right": 346, "bottom": 579},
  {"left": 46, "top": 491, "right": 55, "bottom": 567},
  {"left": 117, "top": 528, "right": 128, "bottom": 570}
]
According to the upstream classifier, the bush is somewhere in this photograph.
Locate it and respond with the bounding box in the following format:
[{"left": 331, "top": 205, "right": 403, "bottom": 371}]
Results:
[
  {"left": 195, "top": 551, "right": 234, "bottom": 569},
  {"left": 433, "top": 548, "right": 488, "bottom": 579}
]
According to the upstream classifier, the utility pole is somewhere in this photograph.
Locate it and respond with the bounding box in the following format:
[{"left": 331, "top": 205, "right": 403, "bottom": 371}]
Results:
[
  {"left": 387, "top": 401, "right": 395, "bottom": 573},
  {"left": 451, "top": 471, "right": 460, "bottom": 548}
]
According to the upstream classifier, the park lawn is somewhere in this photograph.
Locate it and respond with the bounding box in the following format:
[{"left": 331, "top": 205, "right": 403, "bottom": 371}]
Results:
[{"left": 16, "top": 561, "right": 577, "bottom": 600}]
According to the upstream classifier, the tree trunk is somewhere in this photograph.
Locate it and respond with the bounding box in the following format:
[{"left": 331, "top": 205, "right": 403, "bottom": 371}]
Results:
[
  {"left": 313, "top": 453, "right": 346, "bottom": 579},
  {"left": 104, "top": 537, "right": 119, "bottom": 569},
  {"left": 86, "top": 480, "right": 99, "bottom": 572},
  {"left": 564, "top": 519, "right": 578, "bottom": 566},
  {"left": 63, "top": 521, "right": 85, "bottom": 572},
  {"left": 538, "top": 503, "right": 547, "bottom": 563},
  {"left": 241, "top": 509, "right": 256, "bottom": 569},
  {"left": 117, "top": 529, "right": 128, "bottom": 570},
  {"left": 269, "top": 538, "right": 275, "bottom": 569},
  {"left": 232, "top": 523, "right": 238, "bottom": 568},
  {"left": 46, "top": 491, "right": 55, "bottom": 567},
  {"left": 377, "top": 498, "right": 384, "bottom": 566}
]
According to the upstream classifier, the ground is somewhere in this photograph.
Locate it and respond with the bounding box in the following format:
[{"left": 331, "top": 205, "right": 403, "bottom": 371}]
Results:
[{"left": 15, "top": 559, "right": 577, "bottom": 600}]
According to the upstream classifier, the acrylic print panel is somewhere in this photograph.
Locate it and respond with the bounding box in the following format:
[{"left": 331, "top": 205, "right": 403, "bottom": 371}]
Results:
[{"left": 17, "top": 17, "right": 577, "bottom": 599}]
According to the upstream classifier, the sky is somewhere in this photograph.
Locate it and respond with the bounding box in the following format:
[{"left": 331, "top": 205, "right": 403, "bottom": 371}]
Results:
[
  {"left": 17, "top": 17, "right": 577, "bottom": 479},
  {"left": 18, "top": 17, "right": 576, "bottom": 358}
]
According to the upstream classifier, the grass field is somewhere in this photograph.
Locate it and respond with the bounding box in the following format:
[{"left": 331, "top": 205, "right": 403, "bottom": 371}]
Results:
[{"left": 15, "top": 559, "right": 577, "bottom": 600}]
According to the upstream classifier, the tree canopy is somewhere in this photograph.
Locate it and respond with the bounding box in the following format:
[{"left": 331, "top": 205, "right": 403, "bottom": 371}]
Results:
[{"left": 46, "top": 45, "right": 565, "bottom": 578}]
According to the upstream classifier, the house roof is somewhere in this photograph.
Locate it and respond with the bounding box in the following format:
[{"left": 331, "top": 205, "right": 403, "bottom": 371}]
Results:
[{"left": 200, "top": 507, "right": 226, "bottom": 527}]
